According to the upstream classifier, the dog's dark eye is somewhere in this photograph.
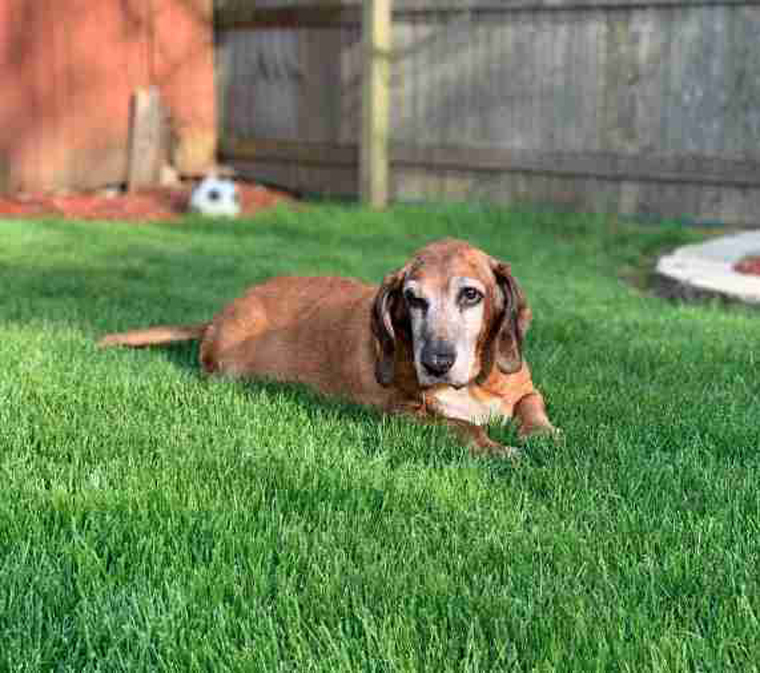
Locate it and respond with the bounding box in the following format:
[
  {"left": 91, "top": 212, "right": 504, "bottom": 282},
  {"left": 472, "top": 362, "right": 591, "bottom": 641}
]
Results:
[
  {"left": 460, "top": 287, "right": 483, "bottom": 306},
  {"left": 404, "top": 290, "right": 428, "bottom": 311}
]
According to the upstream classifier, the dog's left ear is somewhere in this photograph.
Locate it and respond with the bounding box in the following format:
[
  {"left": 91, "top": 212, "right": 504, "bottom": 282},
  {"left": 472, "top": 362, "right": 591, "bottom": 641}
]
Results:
[
  {"left": 370, "top": 265, "right": 410, "bottom": 387},
  {"left": 488, "top": 259, "right": 532, "bottom": 375}
]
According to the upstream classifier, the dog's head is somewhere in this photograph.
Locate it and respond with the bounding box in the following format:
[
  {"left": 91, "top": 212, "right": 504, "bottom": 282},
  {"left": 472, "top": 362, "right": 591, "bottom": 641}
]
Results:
[{"left": 371, "top": 238, "right": 531, "bottom": 389}]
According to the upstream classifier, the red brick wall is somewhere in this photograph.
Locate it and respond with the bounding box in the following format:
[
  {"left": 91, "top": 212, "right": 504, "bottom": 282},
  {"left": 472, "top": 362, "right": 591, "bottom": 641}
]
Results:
[{"left": 0, "top": 0, "right": 216, "bottom": 194}]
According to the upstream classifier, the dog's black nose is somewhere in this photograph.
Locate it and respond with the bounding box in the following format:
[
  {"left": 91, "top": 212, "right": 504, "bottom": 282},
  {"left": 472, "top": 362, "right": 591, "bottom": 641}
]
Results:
[{"left": 421, "top": 342, "right": 456, "bottom": 376}]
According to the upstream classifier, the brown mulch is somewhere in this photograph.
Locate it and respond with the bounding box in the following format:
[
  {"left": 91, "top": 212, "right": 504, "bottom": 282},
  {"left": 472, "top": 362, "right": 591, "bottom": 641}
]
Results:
[
  {"left": 734, "top": 255, "right": 760, "bottom": 277},
  {"left": 0, "top": 181, "right": 294, "bottom": 222}
]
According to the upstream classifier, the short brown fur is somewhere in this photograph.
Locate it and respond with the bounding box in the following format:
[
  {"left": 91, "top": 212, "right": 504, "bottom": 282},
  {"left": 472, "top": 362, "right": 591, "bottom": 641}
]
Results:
[{"left": 99, "top": 239, "right": 556, "bottom": 457}]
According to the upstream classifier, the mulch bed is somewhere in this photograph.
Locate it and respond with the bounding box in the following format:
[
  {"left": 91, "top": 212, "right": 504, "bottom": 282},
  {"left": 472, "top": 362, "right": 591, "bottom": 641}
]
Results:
[
  {"left": 733, "top": 255, "right": 760, "bottom": 277},
  {"left": 0, "top": 181, "right": 293, "bottom": 223}
]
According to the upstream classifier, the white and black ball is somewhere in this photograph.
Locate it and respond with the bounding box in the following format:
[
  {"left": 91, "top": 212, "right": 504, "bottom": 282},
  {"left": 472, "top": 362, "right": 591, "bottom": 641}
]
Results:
[{"left": 189, "top": 175, "right": 241, "bottom": 217}]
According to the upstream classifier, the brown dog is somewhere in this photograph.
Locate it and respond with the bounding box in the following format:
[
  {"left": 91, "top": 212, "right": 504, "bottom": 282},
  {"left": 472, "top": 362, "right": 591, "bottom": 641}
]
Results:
[{"left": 99, "top": 238, "right": 555, "bottom": 457}]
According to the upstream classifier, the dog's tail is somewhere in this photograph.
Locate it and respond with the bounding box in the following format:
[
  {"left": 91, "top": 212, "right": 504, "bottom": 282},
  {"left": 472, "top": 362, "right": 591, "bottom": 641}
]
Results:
[{"left": 97, "top": 323, "right": 208, "bottom": 349}]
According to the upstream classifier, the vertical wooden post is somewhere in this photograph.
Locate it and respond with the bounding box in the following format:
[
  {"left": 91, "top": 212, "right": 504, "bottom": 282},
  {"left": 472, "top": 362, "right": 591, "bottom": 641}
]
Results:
[
  {"left": 127, "top": 86, "right": 166, "bottom": 191},
  {"left": 360, "top": 0, "right": 392, "bottom": 209},
  {"left": 0, "top": 151, "right": 9, "bottom": 195}
]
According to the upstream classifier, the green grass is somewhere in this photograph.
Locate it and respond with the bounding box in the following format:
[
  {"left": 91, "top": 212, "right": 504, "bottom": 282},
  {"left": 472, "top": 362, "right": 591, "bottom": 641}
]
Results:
[{"left": 1, "top": 204, "right": 758, "bottom": 672}]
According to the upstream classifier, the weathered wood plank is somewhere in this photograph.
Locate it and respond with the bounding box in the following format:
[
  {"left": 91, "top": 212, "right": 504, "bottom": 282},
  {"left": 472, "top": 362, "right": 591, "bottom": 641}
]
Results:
[
  {"left": 215, "top": 0, "right": 760, "bottom": 31},
  {"left": 127, "top": 87, "right": 166, "bottom": 191},
  {"left": 216, "top": 5, "right": 362, "bottom": 30},
  {"left": 220, "top": 138, "right": 358, "bottom": 166},
  {"left": 390, "top": 0, "right": 760, "bottom": 8},
  {"left": 221, "top": 138, "right": 760, "bottom": 187},
  {"left": 0, "top": 151, "right": 9, "bottom": 195}
]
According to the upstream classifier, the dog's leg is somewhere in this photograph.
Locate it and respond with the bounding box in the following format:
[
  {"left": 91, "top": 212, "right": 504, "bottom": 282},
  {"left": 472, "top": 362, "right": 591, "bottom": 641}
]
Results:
[
  {"left": 446, "top": 418, "right": 522, "bottom": 460},
  {"left": 514, "top": 392, "right": 556, "bottom": 439},
  {"left": 391, "top": 400, "right": 521, "bottom": 460}
]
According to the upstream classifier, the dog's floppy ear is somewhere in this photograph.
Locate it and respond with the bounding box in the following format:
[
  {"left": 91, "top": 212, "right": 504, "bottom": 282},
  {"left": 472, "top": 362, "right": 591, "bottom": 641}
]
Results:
[
  {"left": 489, "top": 259, "right": 532, "bottom": 375},
  {"left": 371, "top": 265, "right": 410, "bottom": 387}
]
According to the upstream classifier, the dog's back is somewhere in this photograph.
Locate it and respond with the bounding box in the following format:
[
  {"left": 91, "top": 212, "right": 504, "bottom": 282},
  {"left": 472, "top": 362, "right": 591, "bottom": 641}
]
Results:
[{"left": 202, "top": 276, "right": 391, "bottom": 405}]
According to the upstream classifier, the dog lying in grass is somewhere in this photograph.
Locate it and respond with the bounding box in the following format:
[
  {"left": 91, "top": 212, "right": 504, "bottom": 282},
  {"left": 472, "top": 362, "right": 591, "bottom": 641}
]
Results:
[{"left": 99, "top": 238, "right": 556, "bottom": 457}]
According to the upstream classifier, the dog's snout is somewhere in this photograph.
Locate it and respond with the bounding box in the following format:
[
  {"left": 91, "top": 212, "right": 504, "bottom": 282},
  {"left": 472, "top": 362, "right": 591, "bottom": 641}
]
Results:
[{"left": 421, "top": 341, "right": 457, "bottom": 377}]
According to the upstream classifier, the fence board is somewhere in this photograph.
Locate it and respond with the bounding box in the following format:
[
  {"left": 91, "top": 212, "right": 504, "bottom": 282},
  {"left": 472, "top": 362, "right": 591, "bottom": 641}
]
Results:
[{"left": 220, "top": 138, "right": 760, "bottom": 186}]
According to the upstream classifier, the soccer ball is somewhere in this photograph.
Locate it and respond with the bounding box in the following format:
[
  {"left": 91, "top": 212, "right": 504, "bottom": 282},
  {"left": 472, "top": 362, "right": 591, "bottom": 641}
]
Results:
[{"left": 189, "top": 175, "right": 241, "bottom": 217}]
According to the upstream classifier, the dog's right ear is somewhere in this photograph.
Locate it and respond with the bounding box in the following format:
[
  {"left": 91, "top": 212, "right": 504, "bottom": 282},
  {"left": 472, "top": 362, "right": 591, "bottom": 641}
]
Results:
[
  {"left": 371, "top": 265, "right": 410, "bottom": 387},
  {"left": 490, "top": 260, "right": 532, "bottom": 375}
]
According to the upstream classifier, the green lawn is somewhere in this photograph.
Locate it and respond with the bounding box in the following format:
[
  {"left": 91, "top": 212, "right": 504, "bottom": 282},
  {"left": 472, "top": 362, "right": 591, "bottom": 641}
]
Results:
[{"left": 1, "top": 205, "right": 758, "bottom": 672}]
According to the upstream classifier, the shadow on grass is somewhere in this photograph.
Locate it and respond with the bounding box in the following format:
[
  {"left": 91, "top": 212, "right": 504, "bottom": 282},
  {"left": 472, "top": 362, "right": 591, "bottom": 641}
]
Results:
[
  {"left": 0, "top": 229, "right": 421, "bottom": 337},
  {"left": 1, "top": 254, "right": 231, "bottom": 332},
  {"left": 152, "top": 342, "right": 521, "bottom": 469}
]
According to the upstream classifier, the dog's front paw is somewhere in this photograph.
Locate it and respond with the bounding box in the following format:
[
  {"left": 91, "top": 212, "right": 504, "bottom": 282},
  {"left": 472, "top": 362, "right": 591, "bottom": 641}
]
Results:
[
  {"left": 472, "top": 435, "right": 522, "bottom": 461},
  {"left": 518, "top": 422, "right": 560, "bottom": 441}
]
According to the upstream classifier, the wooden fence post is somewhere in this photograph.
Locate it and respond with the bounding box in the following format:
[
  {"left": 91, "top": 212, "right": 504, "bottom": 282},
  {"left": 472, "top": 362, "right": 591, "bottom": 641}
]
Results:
[
  {"left": 127, "top": 87, "right": 166, "bottom": 191},
  {"left": 360, "top": 0, "right": 391, "bottom": 209},
  {"left": 0, "top": 151, "right": 9, "bottom": 195}
]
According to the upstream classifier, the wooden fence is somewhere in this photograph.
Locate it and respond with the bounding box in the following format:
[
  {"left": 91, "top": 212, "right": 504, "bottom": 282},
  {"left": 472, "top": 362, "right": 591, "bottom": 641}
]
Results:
[{"left": 216, "top": 0, "right": 760, "bottom": 225}]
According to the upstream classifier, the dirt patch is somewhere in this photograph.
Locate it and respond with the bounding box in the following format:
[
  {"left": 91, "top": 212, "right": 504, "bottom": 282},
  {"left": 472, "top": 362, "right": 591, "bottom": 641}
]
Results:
[
  {"left": 0, "top": 181, "right": 294, "bottom": 223},
  {"left": 734, "top": 255, "right": 760, "bottom": 276}
]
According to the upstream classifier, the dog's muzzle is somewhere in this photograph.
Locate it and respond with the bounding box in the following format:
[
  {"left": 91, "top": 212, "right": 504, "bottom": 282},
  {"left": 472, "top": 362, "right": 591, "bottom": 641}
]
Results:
[{"left": 420, "top": 340, "right": 457, "bottom": 378}]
